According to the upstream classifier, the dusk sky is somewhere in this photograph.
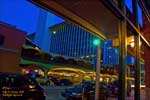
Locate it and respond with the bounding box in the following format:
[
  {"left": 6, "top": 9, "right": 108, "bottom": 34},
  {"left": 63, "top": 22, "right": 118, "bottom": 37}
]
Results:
[
  {"left": 0, "top": 0, "right": 64, "bottom": 35},
  {"left": 0, "top": 0, "right": 40, "bottom": 34},
  {"left": 0, "top": 0, "right": 142, "bottom": 34}
]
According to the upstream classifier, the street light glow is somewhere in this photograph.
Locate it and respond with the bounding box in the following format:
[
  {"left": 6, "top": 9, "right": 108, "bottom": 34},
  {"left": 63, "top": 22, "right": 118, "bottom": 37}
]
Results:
[
  {"left": 52, "top": 31, "right": 56, "bottom": 35},
  {"left": 93, "top": 39, "right": 101, "bottom": 46}
]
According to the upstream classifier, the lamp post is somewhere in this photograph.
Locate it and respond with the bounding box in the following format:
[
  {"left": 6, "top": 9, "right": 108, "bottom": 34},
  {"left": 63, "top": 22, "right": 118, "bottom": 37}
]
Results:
[{"left": 93, "top": 39, "right": 101, "bottom": 100}]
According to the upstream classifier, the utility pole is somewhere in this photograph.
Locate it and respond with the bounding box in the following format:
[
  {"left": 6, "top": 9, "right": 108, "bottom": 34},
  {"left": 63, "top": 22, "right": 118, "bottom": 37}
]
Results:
[{"left": 93, "top": 39, "right": 101, "bottom": 100}]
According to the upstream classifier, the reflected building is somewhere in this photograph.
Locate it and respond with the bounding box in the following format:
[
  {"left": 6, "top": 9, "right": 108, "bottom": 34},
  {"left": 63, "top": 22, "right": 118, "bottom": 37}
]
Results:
[
  {"left": 34, "top": 9, "right": 64, "bottom": 52},
  {"left": 50, "top": 22, "right": 98, "bottom": 68},
  {"left": 0, "top": 22, "right": 26, "bottom": 73},
  {"left": 49, "top": 22, "right": 120, "bottom": 69}
]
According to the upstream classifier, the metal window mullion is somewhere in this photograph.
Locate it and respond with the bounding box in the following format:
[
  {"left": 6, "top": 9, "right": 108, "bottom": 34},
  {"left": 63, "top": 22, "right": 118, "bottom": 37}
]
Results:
[
  {"left": 64, "top": 25, "right": 67, "bottom": 56},
  {"left": 69, "top": 24, "right": 73, "bottom": 57},
  {"left": 58, "top": 28, "right": 61, "bottom": 55},
  {"left": 118, "top": 0, "right": 127, "bottom": 100},
  {"left": 133, "top": 0, "right": 141, "bottom": 100},
  {"left": 60, "top": 26, "right": 63, "bottom": 55},
  {"left": 78, "top": 27, "right": 81, "bottom": 58},
  {"left": 83, "top": 30, "right": 86, "bottom": 60},
  {"left": 68, "top": 24, "right": 71, "bottom": 57},
  {"left": 62, "top": 25, "right": 65, "bottom": 55},
  {"left": 72, "top": 25, "right": 75, "bottom": 58},
  {"left": 75, "top": 26, "right": 78, "bottom": 59},
  {"left": 74, "top": 26, "right": 77, "bottom": 59},
  {"left": 92, "top": 35, "right": 96, "bottom": 69},
  {"left": 80, "top": 29, "right": 83, "bottom": 59},
  {"left": 89, "top": 33, "right": 92, "bottom": 62},
  {"left": 86, "top": 32, "right": 89, "bottom": 61},
  {"left": 54, "top": 31, "right": 56, "bottom": 54},
  {"left": 77, "top": 27, "right": 80, "bottom": 60},
  {"left": 66, "top": 24, "right": 69, "bottom": 57}
]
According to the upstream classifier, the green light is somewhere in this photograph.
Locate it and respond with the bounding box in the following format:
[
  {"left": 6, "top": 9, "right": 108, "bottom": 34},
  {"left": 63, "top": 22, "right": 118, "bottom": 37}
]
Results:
[
  {"left": 93, "top": 39, "right": 101, "bottom": 46},
  {"left": 52, "top": 31, "right": 56, "bottom": 35}
]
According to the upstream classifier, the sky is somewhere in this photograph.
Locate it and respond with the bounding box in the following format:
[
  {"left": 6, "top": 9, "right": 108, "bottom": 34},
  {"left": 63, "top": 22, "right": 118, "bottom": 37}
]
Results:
[
  {"left": 0, "top": 0, "right": 40, "bottom": 34},
  {"left": 0, "top": 0, "right": 142, "bottom": 34},
  {"left": 0, "top": 0, "right": 64, "bottom": 35}
]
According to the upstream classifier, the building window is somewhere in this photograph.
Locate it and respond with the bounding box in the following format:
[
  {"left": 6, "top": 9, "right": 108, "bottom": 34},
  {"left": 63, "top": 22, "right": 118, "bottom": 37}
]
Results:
[
  {"left": 137, "top": 4, "right": 143, "bottom": 26},
  {"left": 0, "top": 35, "right": 5, "bottom": 46},
  {"left": 125, "top": 0, "right": 133, "bottom": 13}
]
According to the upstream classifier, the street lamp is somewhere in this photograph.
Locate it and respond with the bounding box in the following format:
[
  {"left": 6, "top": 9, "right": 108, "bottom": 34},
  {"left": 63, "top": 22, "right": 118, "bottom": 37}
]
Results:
[
  {"left": 93, "top": 39, "right": 101, "bottom": 100},
  {"left": 130, "top": 38, "right": 142, "bottom": 48},
  {"left": 52, "top": 30, "right": 56, "bottom": 35},
  {"left": 130, "top": 38, "right": 134, "bottom": 48},
  {"left": 93, "top": 39, "right": 101, "bottom": 46}
]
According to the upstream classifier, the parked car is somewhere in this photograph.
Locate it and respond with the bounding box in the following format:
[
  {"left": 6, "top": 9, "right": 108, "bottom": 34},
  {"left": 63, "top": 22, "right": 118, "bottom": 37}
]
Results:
[
  {"left": 108, "top": 81, "right": 118, "bottom": 97},
  {"left": 61, "top": 81, "right": 110, "bottom": 100},
  {"left": 0, "top": 72, "right": 46, "bottom": 100},
  {"left": 50, "top": 77, "right": 60, "bottom": 86},
  {"left": 35, "top": 76, "right": 51, "bottom": 85},
  {"left": 50, "top": 77, "right": 73, "bottom": 86},
  {"left": 59, "top": 79, "right": 73, "bottom": 86}
]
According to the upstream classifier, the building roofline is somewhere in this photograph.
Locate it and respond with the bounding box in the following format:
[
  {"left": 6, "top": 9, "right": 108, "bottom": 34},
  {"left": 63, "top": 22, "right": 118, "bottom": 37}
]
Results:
[
  {"left": 0, "top": 21, "right": 27, "bottom": 34},
  {"left": 25, "top": 37, "right": 41, "bottom": 49},
  {"left": 49, "top": 21, "right": 67, "bottom": 29}
]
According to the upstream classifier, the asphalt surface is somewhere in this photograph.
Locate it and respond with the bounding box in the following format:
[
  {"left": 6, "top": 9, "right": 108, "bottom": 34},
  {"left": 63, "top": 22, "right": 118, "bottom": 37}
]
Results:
[
  {"left": 42, "top": 86, "right": 67, "bottom": 100},
  {"left": 42, "top": 86, "right": 145, "bottom": 100}
]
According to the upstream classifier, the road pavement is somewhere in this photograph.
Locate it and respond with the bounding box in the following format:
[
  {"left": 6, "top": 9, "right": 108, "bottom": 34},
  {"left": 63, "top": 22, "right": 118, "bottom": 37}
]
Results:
[
  {"left": 42, "top": 86, "right": 67, "bottom": 100},
  {"left": 42, "top": 86, "right": 145, "bottom": 100}
]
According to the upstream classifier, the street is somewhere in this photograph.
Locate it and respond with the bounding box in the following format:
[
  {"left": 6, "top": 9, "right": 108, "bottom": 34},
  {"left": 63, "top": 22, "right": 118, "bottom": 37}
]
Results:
[
  {"left": 42, "top": 86, "right": 67, "bottom": 100},
  {"left": 42, "top": 86, "right": 145, "bottom": 100}
]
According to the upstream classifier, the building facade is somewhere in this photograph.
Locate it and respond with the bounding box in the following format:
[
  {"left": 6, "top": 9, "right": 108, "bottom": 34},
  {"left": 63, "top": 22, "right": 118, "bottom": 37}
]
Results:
[
  {"left": 0, "top": 22, "right": 26, "bottom": 73},
  {"left": 34, "top": 9, "right": 64, "bottom": 52},
  {"left": 50, "top": 22, "right": 98, "bottom": 68},
  {"left": 50, "top": 22, "right": 121, "bottom": 68}
]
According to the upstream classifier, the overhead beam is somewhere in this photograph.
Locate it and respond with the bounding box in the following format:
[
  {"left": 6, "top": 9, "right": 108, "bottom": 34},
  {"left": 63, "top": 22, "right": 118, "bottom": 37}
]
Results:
[{"left": 29, "top": 0, "right": 106, "bottom": 40}]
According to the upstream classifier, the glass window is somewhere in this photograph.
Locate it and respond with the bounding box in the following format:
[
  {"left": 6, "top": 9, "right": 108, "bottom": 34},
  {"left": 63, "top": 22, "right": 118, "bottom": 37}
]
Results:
[
  {"left": 11, "top": 76, "right": 27, "bottom": 87},
  {"left": 137, "top": 4, "right": 143, "bottom": 26},
  {"left": 0, "top": 76, "right": 10, "bottom": 87},
  {"left": 0, "top": 34, "right": 5, "bottom": 46},
  {"left": 125, "top": 0, "right": 133, "bottom": 13}
]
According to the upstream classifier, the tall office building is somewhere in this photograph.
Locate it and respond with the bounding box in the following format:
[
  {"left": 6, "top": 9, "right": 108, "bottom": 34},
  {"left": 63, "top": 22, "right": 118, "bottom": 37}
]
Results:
[
  {"left": 50, "top": 22, "right": 98, "bottom": 65},
  {"left": 34, "top": 9, "right": 64, "bottom": 52},
  {"left": 50, "top": 22, "right": 119, "bottom": 68}
]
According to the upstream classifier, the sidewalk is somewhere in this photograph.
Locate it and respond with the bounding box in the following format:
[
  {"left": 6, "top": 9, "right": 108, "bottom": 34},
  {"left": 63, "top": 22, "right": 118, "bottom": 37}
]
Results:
[
  {"left": 126, "top": 95, "right": 145, "bottom": 100},
  {"left": 108, "top": 95, "right": 145, "bottom": 100},
  {"left": 108, "top": 89, "right": 145, "bottom": 100}
]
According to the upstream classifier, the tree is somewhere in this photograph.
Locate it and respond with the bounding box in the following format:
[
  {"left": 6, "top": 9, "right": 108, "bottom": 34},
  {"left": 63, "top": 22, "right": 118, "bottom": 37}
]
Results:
[
  {"left": 54, "top": 56, "right": 67, "bottom": 64},
  {"left": 84, "top": 62, "right": 93, "bottom": 68},
  {"left": 67, "top": 58, "right": 77, "bottom": 65},
  {"left": 21, "top": 47, "right": 41, "bottom": 59},
  {"left": 76, "top": 60, "right": 85, "bottom": 66},
  {"left": 40, "top": 52, "right": 52, "bottom": 61}
]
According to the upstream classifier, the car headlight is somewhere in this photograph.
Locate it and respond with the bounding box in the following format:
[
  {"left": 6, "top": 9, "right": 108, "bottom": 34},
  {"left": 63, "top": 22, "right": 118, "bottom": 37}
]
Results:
[{"left": 71, "top": 93, "right": 81, "bottom": 96}]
